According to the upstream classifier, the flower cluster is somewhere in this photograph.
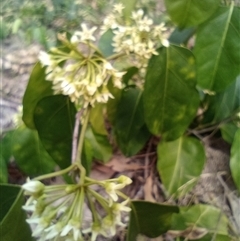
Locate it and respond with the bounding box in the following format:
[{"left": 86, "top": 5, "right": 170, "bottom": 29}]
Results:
[
  {"left": 102, "top": 4, "right": 169, "bottom": 70},
  {"left": 22, "top": 173, "right": 132, "bottom": 241},
  {"left": 39, "top": 30, "right": 125, "bottom": 108}
]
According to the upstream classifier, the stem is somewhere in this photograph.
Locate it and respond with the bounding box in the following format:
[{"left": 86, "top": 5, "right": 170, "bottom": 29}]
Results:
[
  {"left": 75, "top": 107, "right": 91, "bottom": 165},
  {"left": 106, "top": 52, "right": 126, "bottom": 61},
  {"left": 74, "top": 107, "right": 91, "bottom": 184},
  {"left": 86, "top": 191, "right": 99, "bottom": 222},
  {"left": 33, "top": 164, "right": 76, "bottom": 181},
  {"left": 71, "top": 110, "right": 83, "bottom": 164}
]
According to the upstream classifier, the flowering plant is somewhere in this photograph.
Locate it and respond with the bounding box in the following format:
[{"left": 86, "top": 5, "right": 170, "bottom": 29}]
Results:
[{"left": 1, "top": 1, "right": 240, "bottom": 241}]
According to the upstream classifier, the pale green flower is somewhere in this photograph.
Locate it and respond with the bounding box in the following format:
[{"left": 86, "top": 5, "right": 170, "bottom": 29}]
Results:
[
  {"left": 102, "top": 215, "right": 117, "bottom": 237},
  {"left": 82, "top": 222, "right": 107, "bottom": 241},
  {"left": 104, "top": 182, "right": 123, "bottom": 201},
  {"left": 117, "top": 175, "right": 132, "bottom": 186},
  {"left": 111, "top": 199, "right": 131, "bottom": 214}
]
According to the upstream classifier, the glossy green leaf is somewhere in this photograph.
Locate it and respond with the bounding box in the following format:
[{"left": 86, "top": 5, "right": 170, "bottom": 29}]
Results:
[
  {"left": 127, "top": 201, "right": 179, "bottom": 240},
  {"left": 0, "top": 156, "right": 8, "bottom": 183},
  {"left": 171, "top": 204, "right": 230, "bottom": 240},
  {"left": 194, "top": 5, "right": 240, "bottom": 92},
  {"left": 12, "top": 126, "right": 55, "bottom": 176},
  {"left": 85, "top": 126, "right": 112, "bottom": 163},
  {"left": 164, "top": 0, "right": 220, "bottom": 27},
  {"left": 230, "top": 128, "right": 240, "bottom": 191},
  {"left": 202, "top": 75, "right": 240, "bottom": 124},
  {"left": 98, "top": 29, "right": 114, "bottom": 57},
  {"left": 157, "top": 136, "right": 205, "bottom": 197},
  {"left": 0, "top": 184, "right": 34, "bottom": 241},
  {"left": 34, "top": 95, "right": 76, "bottom": 169},
  {"left": 114, "top": 88, "right": 150, "bottom": 156},
  {"left": 221, "top": 123, "right": 239, "bottom": 144},
  {"left": 23, "top": 62, "right": 53, "bottom": 129},
  {"left": 169, "top": 27, "right": 195, "bottom": 45},
  {"left": 122, "top": 66, "right": 138, "bottom": 85},
  {"left": 89, "top": 104, "right": 107, "bottom": 136},
  {"left": 143, "top": 45, "right": 199, "bottom": 141},
  {"left": 107, "top": 82, "right": 122, "bottom": 124}
]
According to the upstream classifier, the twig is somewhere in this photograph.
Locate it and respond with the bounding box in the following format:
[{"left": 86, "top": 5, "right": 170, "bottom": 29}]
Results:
[
  {"left": 71, "top": 110, "right": 83, "bottom": 164},
  {"left": 144, "top": 138, "right": 153, "bottom": 179}
]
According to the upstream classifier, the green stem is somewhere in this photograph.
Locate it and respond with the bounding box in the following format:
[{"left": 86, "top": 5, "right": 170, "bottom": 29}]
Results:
[
  {"left": 33, "top": 164, "right": 76, "bottom": 181},
  {"left": 75, "top": 107, "right": 91, "bottom": 184},
  {"left": 106, "top": 52, "right": 126, "bottom": 61},
  {"left": 75, "top": 108, "right": 90, "bottom": 164},
  {"left": 86, "top": 190, "right": 99, "bottom": 222}
]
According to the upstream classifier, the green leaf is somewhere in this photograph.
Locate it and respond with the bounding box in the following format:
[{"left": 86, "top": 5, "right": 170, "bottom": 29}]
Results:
[
  {"left": 0, "top": 156, "right": 8, "bottom": 183},
  {"left": 98, "top": 29, "right": 114, "bottom": 57},
  {"left": 107, "top": 82, "right": 122, "bottom": 124},
  {"left": 22, "top": 62, "right": 53, "bottom": 129},
  {"left": 169, "top": 27, "right": 196, "bottom": 45},
  {"left": 220, "top": 123, "right": 239, "bottom": 144},
  {"left": 127, "top": 201, "right": 179, "bottom": 240},
  {"left": 114, "top": 88, "right": 150, "bottom": 156},
  {"left": 0, "top": 184, "right": 34, "bottom": 241},
  {"left": 194, "top": 5, "right": 240, "bottom": 92},
  {"left": 34, "top": 95, "right": 76, "bottom": 169},
  {"left": 85, "top": 126, "right": 112, "bottom": 163},
  {"left": 89, "top": 104, "right": 107, "bottom": 136},
  {"left": 12, "top": 126, "right": 55, "bottom": 176},
  {"left": 122, "top": 66, "right": 138, "bottom": 85},
  {"left": 230, "top": 128, "right": 240, "bottom": 191},
  {"left": 202, "top": 75, "right": 240, "bottom": 124},
  {"left": 143, "top": 45, "right": 199, "bottom": 141},
  {"left": 157, "top": 136, "right": 205, "bottom": 197},
  {"left": 164, "top": 0, "right": 220, "bottom": 27},
  {"left": 0, "top": 130, "right": 14, "bottom": 161},
  {"left": 171, "top": 204, "right": 230, "bottom": 240}
]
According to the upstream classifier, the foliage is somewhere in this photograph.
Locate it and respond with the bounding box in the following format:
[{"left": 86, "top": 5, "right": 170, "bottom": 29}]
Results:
[{"left": 1, "top": 0, "right": 240, "bottom": 240}]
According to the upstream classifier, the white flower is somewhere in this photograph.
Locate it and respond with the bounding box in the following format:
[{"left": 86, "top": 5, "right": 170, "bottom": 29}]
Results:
[
  {"left": 27, "top": 217, "right": 50, "bottom": 237},
  {"left": 137, "top": 16, "right": 153, "bottom": 32},
  {"left": 22, "top": 179, "right": 45, "bottom": 196},
  {"left": 113, "top": 3, "right": 125, "bottom": 14},
  {"left": 39, "top": 51, "right": 52, "bottom": 66},
  {"left": 44, "top": 222, "right": 64, "bottom": 240},
  {"left": 86, "top": 83, "right": 98, "bottom": 96},
  {"left": 161, "top": 39, "right": 170, "bottom": 47},
  {"left": 102, "top": 14, "right": 118, "bottom": 32},
  {"left": 61, "top": 218, "right": 82, "bottom": 241},
  {"left": 132, "top": 9, "right": 144, "bottom": 21},
  {"left": 75, "top": 23, "right": 97, "bottom": 42},
  {"left": 70, "top": 35, "right": 79, "bottom": 44}
]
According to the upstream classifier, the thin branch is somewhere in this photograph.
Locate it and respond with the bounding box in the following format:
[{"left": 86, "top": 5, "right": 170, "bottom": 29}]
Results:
[{"left": 71, "top": 110, "right": 83, "bottom": 164}]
